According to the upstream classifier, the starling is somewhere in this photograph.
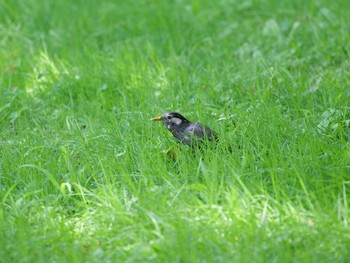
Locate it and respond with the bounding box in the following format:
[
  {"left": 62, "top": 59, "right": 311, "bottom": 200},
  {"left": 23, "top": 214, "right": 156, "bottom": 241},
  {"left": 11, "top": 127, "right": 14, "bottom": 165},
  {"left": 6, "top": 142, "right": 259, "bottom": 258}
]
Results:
[{"left": 151, "top": 112, "right": 218, "bottom": 148}]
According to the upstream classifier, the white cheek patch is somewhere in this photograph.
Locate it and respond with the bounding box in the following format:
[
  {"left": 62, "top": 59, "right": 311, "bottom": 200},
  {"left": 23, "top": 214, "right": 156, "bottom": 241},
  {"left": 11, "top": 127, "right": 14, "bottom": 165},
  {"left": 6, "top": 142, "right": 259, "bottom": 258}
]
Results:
[{"left": 171, "top": 117, "right": 182, "bottom": 125}]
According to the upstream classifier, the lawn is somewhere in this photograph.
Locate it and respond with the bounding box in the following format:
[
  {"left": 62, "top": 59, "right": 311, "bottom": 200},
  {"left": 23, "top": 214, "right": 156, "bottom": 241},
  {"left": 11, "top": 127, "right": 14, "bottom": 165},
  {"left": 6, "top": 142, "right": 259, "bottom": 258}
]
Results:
[{"left": 1, "top": 0, "right": 349, "bottom": 262}]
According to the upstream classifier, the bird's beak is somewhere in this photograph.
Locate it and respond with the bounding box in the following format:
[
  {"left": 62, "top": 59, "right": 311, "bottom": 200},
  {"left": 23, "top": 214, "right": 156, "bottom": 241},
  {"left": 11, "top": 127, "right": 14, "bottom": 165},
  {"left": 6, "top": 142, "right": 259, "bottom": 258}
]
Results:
[{"left": 151, "top": 116, "right": 162, "bottom": 121}]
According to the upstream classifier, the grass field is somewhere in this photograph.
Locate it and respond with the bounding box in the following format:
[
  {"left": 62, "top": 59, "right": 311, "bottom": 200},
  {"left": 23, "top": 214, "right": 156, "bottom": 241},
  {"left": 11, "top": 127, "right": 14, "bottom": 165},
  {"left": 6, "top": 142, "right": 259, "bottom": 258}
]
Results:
[{"left": 1, "top": 0, "right": 350, "bottom": 262}]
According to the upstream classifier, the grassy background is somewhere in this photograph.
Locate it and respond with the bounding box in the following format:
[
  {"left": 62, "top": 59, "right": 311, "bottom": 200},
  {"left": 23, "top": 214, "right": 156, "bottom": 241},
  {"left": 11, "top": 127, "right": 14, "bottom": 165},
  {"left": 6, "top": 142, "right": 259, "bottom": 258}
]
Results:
[{"left": 1, "top": 0, "right": 350, "bottom": 262}]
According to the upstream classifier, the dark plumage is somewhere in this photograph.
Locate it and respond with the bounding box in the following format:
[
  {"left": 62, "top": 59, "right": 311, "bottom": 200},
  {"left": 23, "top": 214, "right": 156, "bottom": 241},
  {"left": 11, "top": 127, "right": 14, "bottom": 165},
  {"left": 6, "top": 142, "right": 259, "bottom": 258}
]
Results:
[{"left": 151, "top": 112, "right": 218, "bottom": 147}]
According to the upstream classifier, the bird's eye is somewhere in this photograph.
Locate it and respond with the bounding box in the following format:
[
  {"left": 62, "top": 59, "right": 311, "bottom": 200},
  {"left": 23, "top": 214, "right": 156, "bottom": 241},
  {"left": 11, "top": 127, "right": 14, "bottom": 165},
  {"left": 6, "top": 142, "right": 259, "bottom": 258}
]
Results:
[{"left": 167, "top": 115, "right": 172, "bottom": 120}]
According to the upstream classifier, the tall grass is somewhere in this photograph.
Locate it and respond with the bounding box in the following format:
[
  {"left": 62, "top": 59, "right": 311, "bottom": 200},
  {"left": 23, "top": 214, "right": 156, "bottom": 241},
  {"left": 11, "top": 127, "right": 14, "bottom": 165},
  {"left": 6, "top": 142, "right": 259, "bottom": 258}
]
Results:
[{"left": 1, "top": 0, "right": 349, "bottom": 262}]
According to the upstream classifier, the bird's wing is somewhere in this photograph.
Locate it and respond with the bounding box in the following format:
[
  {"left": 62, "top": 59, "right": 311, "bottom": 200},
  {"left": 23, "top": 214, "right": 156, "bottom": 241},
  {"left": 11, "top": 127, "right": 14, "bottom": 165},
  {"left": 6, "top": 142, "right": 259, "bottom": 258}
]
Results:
[
  {"left": 172, "top": 123, "right": 217, "bottom": 147},
  {"left": 185, "top": 123, "right": 217, "bottom": 141}
]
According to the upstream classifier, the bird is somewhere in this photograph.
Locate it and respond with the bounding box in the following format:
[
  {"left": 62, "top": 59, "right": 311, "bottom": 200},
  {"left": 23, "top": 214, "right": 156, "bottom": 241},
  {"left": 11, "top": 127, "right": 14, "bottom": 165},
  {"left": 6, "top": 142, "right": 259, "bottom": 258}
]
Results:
[{"left": 151, "top": 112, "right": 218, "bottom": 148}]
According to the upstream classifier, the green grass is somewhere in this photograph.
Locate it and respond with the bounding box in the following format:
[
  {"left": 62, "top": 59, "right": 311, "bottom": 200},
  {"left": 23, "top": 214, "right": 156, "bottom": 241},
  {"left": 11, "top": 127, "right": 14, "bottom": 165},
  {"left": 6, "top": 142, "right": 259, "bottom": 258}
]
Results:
[{"left": 1, "top": 0, "right": 350, "bottom": 262}]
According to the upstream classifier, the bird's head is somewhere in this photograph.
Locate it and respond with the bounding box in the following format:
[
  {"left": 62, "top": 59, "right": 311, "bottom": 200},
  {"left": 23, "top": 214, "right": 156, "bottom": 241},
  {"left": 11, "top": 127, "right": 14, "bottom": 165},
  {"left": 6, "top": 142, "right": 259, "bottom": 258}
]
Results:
[{"left": 151, "top": 112, "right": 189, "bottom": 131}]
